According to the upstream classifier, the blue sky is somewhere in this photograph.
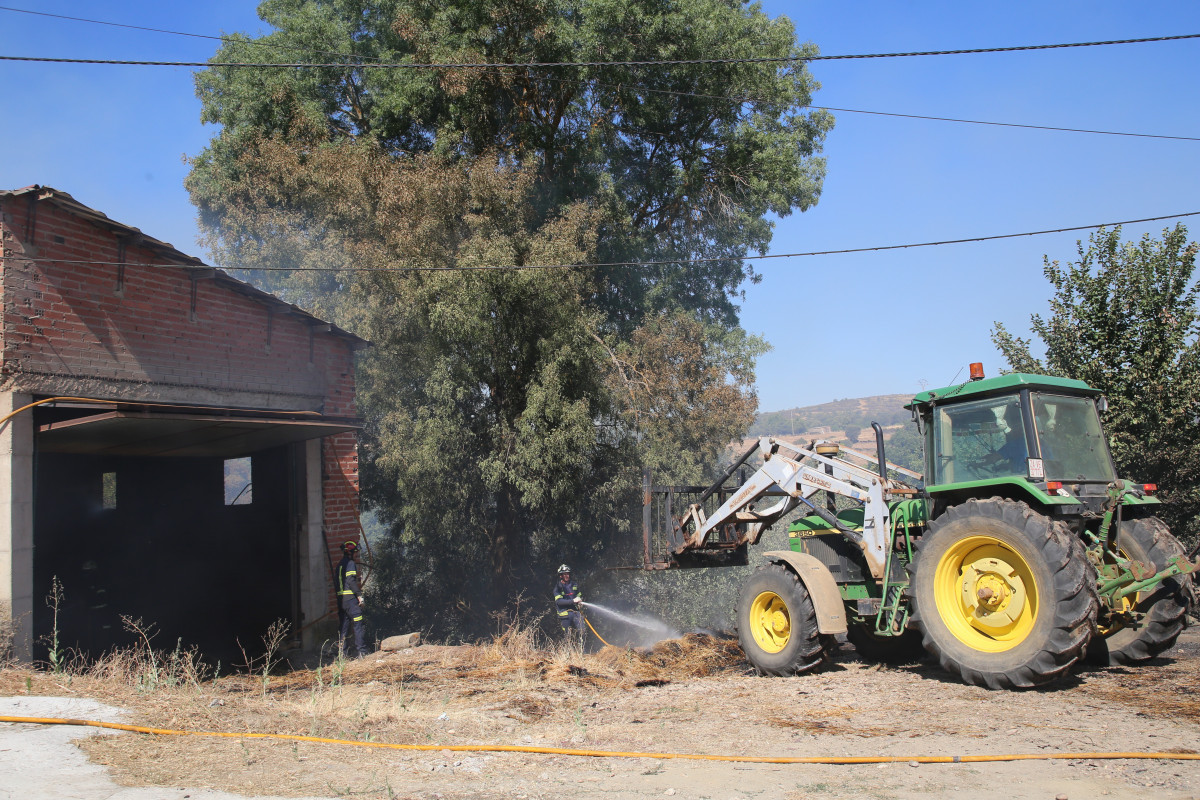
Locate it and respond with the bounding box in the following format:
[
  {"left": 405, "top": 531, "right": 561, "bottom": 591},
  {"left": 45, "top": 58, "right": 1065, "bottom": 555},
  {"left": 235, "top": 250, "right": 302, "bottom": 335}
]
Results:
[{"left": 2, "top": 1, "right": 1197, "bottom": 411}]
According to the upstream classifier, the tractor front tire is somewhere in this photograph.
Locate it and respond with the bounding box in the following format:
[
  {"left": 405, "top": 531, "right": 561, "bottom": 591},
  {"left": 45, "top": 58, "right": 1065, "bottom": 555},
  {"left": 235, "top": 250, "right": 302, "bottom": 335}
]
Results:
[
  {"left": 736, "top": 563, "right": 826, "bottom": 676},
  {"left": 1089, "top": 516, "right": 1194, "bottom": 665},
  {"left": 911, "top": 498, "right": 1098, "bottom": 689}
]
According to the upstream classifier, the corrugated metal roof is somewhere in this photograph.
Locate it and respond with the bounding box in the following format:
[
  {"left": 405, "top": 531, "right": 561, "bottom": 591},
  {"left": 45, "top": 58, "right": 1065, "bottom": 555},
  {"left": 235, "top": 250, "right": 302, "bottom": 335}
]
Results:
[{"left": 0, "top": 185, "right": 370, "bottom": 350}]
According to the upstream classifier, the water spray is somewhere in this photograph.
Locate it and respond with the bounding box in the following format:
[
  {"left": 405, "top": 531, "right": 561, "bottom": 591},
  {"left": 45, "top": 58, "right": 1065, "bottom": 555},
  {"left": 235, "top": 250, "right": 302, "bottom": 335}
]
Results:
[{"left": 581, "top": 601, "right": 681, "bottom": 647}]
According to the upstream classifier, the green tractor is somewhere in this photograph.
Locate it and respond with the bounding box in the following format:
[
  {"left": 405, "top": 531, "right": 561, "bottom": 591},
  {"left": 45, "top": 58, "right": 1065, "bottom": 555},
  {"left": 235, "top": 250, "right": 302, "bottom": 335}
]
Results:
[{"left": 643, "top": 367, "right": 1198, "bottom": 689}]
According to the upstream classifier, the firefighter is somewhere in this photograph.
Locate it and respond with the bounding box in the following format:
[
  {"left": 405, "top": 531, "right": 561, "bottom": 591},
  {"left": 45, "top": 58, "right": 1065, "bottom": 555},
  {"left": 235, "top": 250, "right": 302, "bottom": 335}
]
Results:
[
  {"left": 553, "top": 564, "right": 584, "bottom": 641},
  {"left": 337, "top": 540, "right": 368, "bottom": 659}
]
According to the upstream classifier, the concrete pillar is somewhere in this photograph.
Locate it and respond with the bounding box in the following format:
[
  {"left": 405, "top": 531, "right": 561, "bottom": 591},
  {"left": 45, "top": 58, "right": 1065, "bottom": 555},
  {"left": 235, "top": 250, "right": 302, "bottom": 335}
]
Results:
[
  {"left": 297, "top": 437, "right": 330, "bottom": 650},
  {"left": 0, "top": 392, "right": 34, "bottom": 661}
]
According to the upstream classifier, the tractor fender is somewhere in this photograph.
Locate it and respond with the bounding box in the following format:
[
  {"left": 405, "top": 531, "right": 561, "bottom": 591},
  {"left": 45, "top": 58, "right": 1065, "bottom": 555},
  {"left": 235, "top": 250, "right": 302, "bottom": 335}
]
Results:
[{"left": 762, "top": 550, "right": 847, "bottom": 634}]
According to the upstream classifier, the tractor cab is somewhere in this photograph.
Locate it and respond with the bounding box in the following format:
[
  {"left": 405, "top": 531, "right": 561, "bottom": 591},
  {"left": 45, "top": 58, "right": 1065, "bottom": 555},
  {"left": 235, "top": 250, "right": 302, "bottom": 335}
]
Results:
[{"left": 908, "top": 368, "right": 1117, "bottom": 503}]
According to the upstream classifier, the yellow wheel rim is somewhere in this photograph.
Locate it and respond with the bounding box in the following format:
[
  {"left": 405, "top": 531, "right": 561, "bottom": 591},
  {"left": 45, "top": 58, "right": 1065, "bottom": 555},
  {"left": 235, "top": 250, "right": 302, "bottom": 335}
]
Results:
[
  {"left": 749, "top": 591, "right": 791, "bottom": 654},
  {"left": 933, "top": 536, "right": 1039, "bottom": 652}
]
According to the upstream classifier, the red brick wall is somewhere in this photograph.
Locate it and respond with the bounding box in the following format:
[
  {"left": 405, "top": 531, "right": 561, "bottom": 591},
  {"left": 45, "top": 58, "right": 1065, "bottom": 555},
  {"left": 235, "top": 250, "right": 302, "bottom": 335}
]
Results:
[
  {"left": 0, "top": 194, "right": 359, "bottom": 414},
  {"left": 323, "top": 431, "right": 362, "bottom": 613}
]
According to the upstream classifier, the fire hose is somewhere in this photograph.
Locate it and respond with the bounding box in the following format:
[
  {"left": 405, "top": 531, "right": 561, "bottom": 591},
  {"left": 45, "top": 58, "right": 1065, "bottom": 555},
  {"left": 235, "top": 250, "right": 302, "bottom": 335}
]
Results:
[
  {"left": 2, "top": 716, "right": 1199, "bottom": 764},
  {"left": 583, "top": 614, "right": 612, "bottom": 647}
]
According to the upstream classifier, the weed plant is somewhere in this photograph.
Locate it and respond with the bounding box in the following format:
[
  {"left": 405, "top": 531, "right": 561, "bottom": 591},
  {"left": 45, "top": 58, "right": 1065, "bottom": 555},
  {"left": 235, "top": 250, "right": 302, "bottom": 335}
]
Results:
[
  {"left": 41, "top": 576, "right": 66, "bottom": 674},
  {"left": 85, "top": 616, "right": 211, "bottom": 692}
]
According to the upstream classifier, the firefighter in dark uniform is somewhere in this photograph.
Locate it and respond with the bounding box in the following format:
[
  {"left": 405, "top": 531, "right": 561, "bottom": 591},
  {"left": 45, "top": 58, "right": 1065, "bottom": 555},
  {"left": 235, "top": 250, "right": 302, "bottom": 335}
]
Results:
[
  {"left": 337, "top": 540, "right": 367, "bottom": 658},
  {"left": 553, "top": 564, "right": 584, "bottom": 641}
]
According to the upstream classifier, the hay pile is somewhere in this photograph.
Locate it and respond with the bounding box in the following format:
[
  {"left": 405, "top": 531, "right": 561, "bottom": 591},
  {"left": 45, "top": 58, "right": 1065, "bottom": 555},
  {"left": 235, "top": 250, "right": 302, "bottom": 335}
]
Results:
[
  {"left": 592, "top": 633, "right": 747, "bottom": 682},
  {"left": 253, "top": 631, "right": 747, "bottom": 693}
]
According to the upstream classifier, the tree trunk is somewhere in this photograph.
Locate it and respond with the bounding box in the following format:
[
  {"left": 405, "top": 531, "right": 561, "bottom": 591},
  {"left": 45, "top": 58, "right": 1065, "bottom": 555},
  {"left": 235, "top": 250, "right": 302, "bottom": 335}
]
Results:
[{"left": 489, "top": 489, "right": 520, "bottom": 602}]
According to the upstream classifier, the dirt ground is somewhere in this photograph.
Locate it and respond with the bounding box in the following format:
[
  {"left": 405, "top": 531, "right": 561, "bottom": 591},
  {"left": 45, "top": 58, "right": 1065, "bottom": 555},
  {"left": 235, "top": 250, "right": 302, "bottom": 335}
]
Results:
[{"left": 3, "top": 624, "right": 1200, "bottom": 800}]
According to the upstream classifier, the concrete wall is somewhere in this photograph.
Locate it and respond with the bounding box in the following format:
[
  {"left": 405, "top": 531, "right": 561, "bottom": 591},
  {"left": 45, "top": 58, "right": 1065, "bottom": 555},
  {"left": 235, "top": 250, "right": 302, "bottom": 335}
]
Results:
[{"left": 0, "top": 392, "right": 33, "bottom": 660}]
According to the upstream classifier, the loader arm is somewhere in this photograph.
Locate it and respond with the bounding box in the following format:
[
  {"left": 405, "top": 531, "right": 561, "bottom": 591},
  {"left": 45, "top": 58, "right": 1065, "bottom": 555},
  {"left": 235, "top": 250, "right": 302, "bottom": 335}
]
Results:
[{"left": 677, "top": 437, "right": 898, "bottom": 578}]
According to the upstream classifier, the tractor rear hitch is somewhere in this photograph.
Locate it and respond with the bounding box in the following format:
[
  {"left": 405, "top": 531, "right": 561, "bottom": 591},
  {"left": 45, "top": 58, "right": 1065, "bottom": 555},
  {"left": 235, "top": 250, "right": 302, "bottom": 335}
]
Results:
[{"left": 1110, "top": 555, "right": 1200, "bottom": 601}]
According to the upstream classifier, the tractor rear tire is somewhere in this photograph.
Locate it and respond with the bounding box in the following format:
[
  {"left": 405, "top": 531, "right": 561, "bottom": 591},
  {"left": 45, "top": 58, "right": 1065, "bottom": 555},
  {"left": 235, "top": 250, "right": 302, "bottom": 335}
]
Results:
[
  {"left": 910, "top": 498, "right": 1098, "bottom": 689},
  {"left": 736, "top": 563, "right": 826, "bottom": 676},
  {"left": 1088, "top": 516, "right": 1194, "bottom": 665},
  {"left": 846, "top": 624, "right": 926, "bottom": 664}
]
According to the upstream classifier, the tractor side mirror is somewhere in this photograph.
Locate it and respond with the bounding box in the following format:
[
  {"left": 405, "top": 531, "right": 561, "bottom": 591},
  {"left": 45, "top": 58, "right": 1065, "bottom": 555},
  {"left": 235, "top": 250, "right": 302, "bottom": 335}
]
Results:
[{"left": 1097, "top": 396, "right": 1109, "bottom": 413}]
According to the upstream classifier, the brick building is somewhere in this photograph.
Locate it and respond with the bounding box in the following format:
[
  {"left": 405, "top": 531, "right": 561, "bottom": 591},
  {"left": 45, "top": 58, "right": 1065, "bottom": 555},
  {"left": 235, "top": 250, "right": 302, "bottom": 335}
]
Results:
[{"left": 0, "top": 186, "right": 367, "bottom": 663}]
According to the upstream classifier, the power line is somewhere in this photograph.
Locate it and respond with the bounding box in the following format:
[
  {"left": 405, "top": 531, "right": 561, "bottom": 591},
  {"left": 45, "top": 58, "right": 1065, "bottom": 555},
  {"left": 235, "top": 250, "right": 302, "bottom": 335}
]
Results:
[
  {"left": 818, "top": 106, "right": 1200, "bottom": 142},
  {"left": 4, "top": 6, "right": 1192, "bottom": 142},
  {"left": 1, "top": 33, "right": 1197, "bottom": 69},
  {"left": 0, "top": 5, "right": 387, "bottom": 62},
  {"left": 14, "top": 212, "right": 1197, "bottom": 274},
  {"left": 0, "top": 5, "right": 240, "bottom": 44},
  {"left": 3, "top": 3, "right": 1196, "bottom": 65},
  {"left": 555, "top": 74, "right": 1199, "bottom": 143}
]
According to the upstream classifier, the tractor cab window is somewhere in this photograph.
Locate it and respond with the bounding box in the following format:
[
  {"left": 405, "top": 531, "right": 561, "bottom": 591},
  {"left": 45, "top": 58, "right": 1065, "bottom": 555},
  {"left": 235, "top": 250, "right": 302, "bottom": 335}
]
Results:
[
  {"left": 933, "top": 396, "right": 1028, "bottom": 484},
  {"left": 1031, "top": 394, "right": 1114, "bottom": 482}
]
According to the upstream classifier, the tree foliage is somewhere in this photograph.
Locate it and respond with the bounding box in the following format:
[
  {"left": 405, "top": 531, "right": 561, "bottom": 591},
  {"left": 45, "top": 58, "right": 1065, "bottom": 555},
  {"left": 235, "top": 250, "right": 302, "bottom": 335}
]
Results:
[
  {"left": 881, "top": 424, "right": 923, "bottom": 475},
  {"left": 600, "top": 313, "right": 764, "bottom": 485},
  {"left": 190, "top": 0, "right": 832, "bottom": 326},
  {"left": 186, "top": 0, "right": 831, "bottom": 638},
  {"left": 992, "top": 225, "right": 1200, "bottom": 546}
]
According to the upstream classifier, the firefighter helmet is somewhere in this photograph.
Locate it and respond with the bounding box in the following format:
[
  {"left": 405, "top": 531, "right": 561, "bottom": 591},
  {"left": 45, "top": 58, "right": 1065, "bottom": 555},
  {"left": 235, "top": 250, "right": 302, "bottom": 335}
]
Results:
[
  {"left": 342, "top": 541, "right": 358, "bottom": 553},
  {"left": 557, "top": 564, "right": 571, "bottom": 574}
]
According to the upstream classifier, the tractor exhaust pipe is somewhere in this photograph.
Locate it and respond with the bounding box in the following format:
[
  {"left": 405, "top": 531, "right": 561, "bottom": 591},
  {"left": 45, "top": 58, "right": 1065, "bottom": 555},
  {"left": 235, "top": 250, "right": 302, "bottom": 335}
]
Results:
[{"left": 872, "top": 422, "right": 888, "bottom": 482}]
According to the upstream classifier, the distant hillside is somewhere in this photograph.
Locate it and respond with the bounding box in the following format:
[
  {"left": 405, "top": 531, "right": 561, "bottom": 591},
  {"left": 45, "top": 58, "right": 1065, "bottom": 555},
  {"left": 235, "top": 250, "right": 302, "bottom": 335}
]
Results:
[{"left": 750, "top": 394, "right": 913, "bottom": 438}]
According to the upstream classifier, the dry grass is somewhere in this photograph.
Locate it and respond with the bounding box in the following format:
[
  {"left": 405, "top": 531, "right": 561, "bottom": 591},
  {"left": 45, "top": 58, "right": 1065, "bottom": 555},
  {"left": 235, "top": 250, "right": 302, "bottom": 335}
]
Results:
[
  {"left": 0, "top": 605, "right": 16, "bottom": 668},
  {"left": 5, "top": 624, "right": 1200, "bottom": 800},
  {"left": 0, "top": 611, "right": 749, "bottom": 746}
]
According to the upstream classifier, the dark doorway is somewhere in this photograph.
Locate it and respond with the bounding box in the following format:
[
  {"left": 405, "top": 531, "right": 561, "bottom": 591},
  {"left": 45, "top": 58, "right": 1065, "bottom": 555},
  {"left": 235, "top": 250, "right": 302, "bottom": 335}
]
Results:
[{"left": 32, "top": 446, "right": 294, "bottom": 669}]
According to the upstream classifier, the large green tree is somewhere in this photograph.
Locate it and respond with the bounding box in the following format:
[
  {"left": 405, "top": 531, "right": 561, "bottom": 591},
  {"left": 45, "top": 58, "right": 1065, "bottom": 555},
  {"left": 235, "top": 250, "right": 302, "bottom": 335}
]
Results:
[
  {"left": 190, "top": 0, "right": 831, "bottom": 324},
  {"left": 992, "top": 225, "right": 1200, "bottom": 548},
  {"left": 187, "top": 0, "right": 829, "bottom": 636}
]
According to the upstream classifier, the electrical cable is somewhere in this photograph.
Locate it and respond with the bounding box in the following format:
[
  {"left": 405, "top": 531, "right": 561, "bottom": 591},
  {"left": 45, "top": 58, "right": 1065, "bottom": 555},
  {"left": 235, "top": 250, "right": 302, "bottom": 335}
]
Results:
[
  {"left": 5, "top": 6, "right": 1192, "bottom": 142},
  {"left": 563, "top": 73, "right": 1199, "bottom": 142},
  {"left": 1, "top": 33, "right": 1197, "bottom": 69},
  {"left": 0, "top": 5, "right": 256, "bottom": 46},
  {"left": 815, "top": 105, "right": 1200, "bottom": 142},
  {"left": 5, "top": 3, "right": 1196, "bottom": 64},
  {"left": 2, "top": 715, "right": 1199, "bottom": 764},
  {"left": 2, "top": 3, "right": 1196, "bottom": 66},
  {"left": 10, "top": 211, "right": 1199, "bottom": 274},
  {"left": 0, "top": 5, "right": 389, "bottom": 63}
]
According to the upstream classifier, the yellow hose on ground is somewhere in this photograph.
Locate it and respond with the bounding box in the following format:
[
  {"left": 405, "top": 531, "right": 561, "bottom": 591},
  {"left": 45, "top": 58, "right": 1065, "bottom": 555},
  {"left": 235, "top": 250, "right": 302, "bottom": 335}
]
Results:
[
  {"left": 2, "top": 716, "right": 1198, "bottom": 764},
  {"left": 583, "top": 614, "right": 612, "bottom": 647}
]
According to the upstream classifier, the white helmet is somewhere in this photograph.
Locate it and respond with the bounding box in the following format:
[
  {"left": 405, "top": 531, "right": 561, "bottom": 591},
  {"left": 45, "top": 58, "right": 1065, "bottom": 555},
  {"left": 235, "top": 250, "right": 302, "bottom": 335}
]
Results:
[{"left": 557, "top": 564, "right": 571, "bottom": 574}]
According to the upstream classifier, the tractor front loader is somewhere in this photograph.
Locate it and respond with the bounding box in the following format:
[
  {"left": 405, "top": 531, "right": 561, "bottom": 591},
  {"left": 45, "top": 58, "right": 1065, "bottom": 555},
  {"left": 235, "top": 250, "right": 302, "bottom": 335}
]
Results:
[{"left": 641, "top": 366, "right": 1198, "bottom": 689}]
